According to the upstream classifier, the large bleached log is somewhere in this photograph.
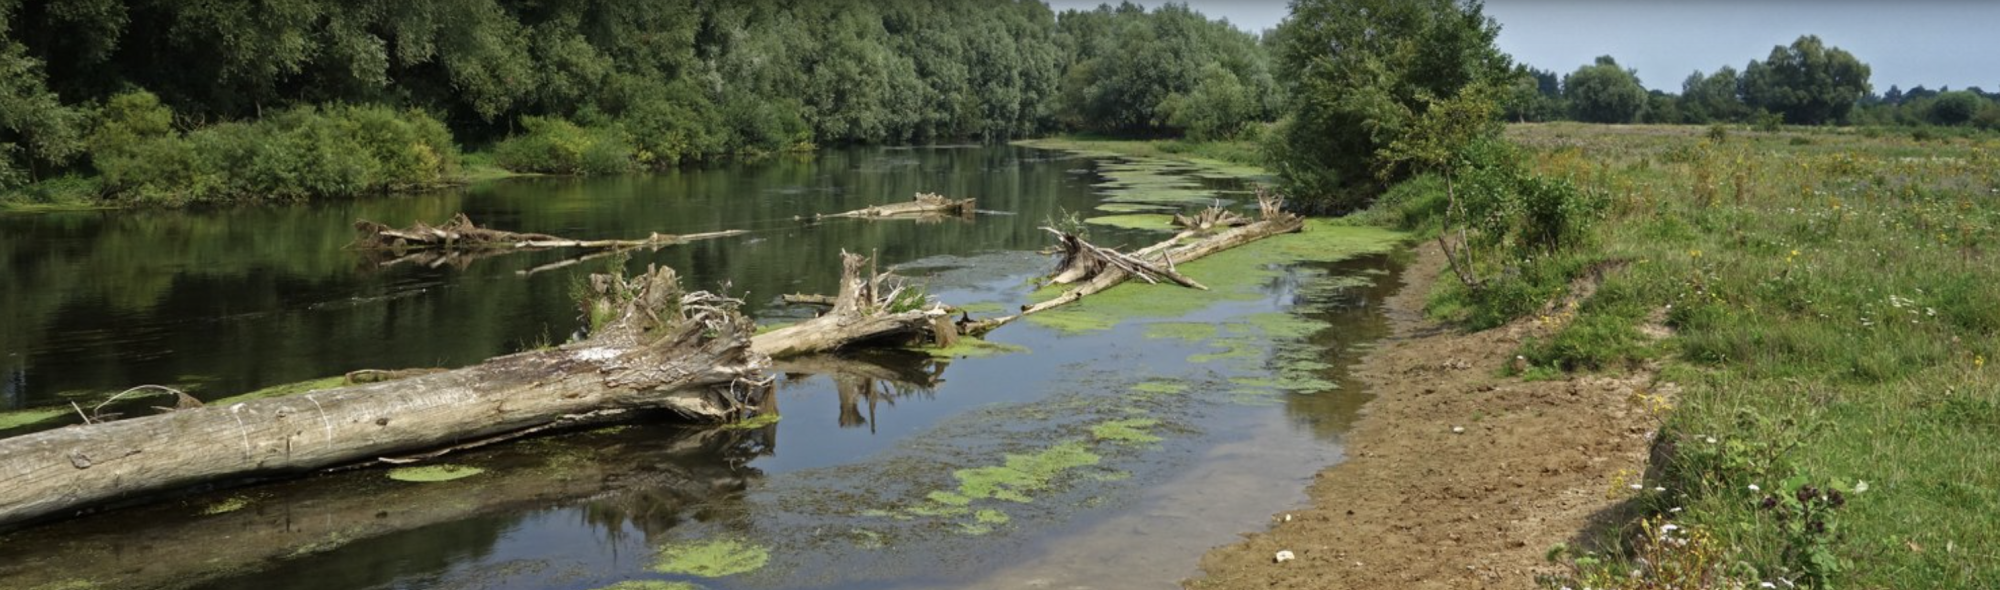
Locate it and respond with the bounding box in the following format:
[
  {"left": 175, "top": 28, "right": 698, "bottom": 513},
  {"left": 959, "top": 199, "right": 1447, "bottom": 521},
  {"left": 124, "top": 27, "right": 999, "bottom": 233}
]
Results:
[
  {"left": 821, "top": 192, "right": 976, "bottom": 219},
  {"left": 351, "top": 213, "right": 746, "bottom": 269},
  {"left": 967, "top": 195, "right": 1304, "bottom": 335},
  {"left": 0, "top": 265, "right": 768, "bottom": 529},
  {"left": 751, "top": 251, "right": 954, "bottom": 358}
]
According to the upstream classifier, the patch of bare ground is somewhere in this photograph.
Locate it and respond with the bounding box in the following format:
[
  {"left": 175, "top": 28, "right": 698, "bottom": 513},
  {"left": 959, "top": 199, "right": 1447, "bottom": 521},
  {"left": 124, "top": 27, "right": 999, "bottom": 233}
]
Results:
[{"left": 1191, "top": 242, "right": 1671, "bottom": 589}]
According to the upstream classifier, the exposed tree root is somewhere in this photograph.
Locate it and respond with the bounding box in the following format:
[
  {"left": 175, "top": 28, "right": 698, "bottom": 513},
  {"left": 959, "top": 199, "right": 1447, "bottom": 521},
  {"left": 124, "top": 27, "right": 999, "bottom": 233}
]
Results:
[{"left": 750, "top": 251, "right": 956, "bottom": 358}]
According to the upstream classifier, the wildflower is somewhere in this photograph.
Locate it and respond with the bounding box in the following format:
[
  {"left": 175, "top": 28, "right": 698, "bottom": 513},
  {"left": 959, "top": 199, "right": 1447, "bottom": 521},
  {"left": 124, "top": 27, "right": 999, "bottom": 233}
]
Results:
[
  {"left": 1689, "top": 249, "right": 1703, "bottom": 259},
  {"left": 1978, "top": 355, "right": 1987, "bottom": 369},
  {"left": 1855, "top": 480, "right": 1870, "bottom": 494},
  {"left": 1670, "top": 506, "right": 1684, "bottom": 513},
  {"left": 1748, "top": 484, "right": 1760, "bottom": 492},
  {"left": 1629, "top": 483, "right": 1643, "bottom": 490},
  {"left": 1654, "top": 486, "right": 1666, "bottom": 492},
  {"left": 1705, "top": 436, "right": 1717, "bottom": 444}
]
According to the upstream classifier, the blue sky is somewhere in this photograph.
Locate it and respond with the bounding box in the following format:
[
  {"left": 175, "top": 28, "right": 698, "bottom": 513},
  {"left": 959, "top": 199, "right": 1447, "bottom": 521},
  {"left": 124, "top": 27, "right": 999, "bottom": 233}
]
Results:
[{"left": 1043, "top": 1, "right": 2000, "bottom": 94}]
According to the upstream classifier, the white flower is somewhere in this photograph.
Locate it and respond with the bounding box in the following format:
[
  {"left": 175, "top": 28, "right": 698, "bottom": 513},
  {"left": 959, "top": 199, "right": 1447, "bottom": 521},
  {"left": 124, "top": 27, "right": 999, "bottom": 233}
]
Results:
[
  {"left": 1748, "top": 484, "right": 1761, "bottom": 492},
  {"left": 1705, "top": 436, "right": 1717, "bottom": 444},
  {"left": 1670, "top": 506, "right": 1683, "bottom": 513},
  {"left": 1629, "top": 483, "right": 1643, "bottom": 490},
  {"left": 1855, "top": 480, "right": 1870, "bottom": 494},
  {"left": 1654, "top": 486, "right": 1666, "bottom": 492},
  {"left": 1762, "top": 583, "right": 1776, "bottom": 589}
]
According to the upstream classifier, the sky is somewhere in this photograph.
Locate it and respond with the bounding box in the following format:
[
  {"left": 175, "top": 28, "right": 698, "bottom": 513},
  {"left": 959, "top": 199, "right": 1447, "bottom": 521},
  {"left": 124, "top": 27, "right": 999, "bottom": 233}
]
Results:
[{"left": 1042, "top": 1, "right": 2000, "bottom": 94}]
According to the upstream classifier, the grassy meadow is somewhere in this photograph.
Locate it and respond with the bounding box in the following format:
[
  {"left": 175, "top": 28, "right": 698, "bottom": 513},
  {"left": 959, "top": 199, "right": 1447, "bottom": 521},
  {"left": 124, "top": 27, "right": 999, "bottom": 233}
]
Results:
[{"left": 1435, "top": 123, "right": 2000, "bottom": 588}]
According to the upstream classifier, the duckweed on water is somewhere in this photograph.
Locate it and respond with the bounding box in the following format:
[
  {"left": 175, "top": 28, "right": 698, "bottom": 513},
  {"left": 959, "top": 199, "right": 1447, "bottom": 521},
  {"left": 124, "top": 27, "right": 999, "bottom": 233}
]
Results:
[
  {"left": 591, "top": 582, "right": 701, "bottom": 590},
  {"left": 1090, "top": 418, "right": 1162, "bottom": 444},
  {"left": 1131, "top": 381, "right": 1189, "bottom": 395},
  {"left": 1143, "top": 322, "right": 1217, "bottom": 342},
  {"left": 200, "top": 495, "right": 251, "bottom": 515},
  {"left": 1093, "top": 203, "right": 1172, "bottom": 214},
  {"left": 0, "top": 406, "right": 66, "bottom": 430},
  {"left": 651, "top": 539, "right": 770, "bottom": 577},
  {"left": 953, "top": 441, "right": 1101, "bottom": 503},
  {"left": 1083, "top": 214, "right": 1177, "bottom": 232},
  {"left": 974, "top": 509, "right": 1011, "bottom": 525},
  {"left": 385, "top": 464, "right": 485, "bottom": 483},
  {"left": 907, "top": 337, "right": 1028, "bottom": 359},
  {"left": 1025, "top": 221, "right": 1402, "bottom": 335},
  {"left": 721, "top": 412, "right": 781, "bottom": 430},
  {"left": 209, "top": 376, "right": 348, "bottom": 405}
]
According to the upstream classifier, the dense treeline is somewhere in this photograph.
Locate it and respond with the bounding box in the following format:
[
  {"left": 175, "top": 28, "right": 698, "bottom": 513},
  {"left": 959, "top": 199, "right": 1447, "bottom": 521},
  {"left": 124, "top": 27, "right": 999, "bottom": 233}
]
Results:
[
  {"left": 1504, "top": 33, "right": 2000, "bottom": 130},
  {"left": 1, "top": 0, "right": 1280, "bottom": 204}
]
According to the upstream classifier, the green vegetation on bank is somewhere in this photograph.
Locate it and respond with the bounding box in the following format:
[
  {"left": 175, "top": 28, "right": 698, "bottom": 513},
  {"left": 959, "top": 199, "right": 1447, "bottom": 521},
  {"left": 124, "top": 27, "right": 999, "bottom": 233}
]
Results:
[
  {"left": 1381, "top": 123, "right": 1998, "bottom": 588},
  {"left": 2, "top": 0, "right": 1284, "bottom": 209}
]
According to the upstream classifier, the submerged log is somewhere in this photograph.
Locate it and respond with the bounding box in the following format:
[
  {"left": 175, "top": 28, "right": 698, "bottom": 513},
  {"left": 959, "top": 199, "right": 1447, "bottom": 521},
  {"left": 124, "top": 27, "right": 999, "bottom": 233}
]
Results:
[
  {"left": 0, "top": 265, "right": 768, "bottom": 529},
  {"left": 822, "top": 192, "right": 977, "bottom": 219},
  {"left": 352, "top": 213, "right": 747, "bottom": 269},
  {"left": 751, "top": 251, "right": 954, "bottom": 358}
]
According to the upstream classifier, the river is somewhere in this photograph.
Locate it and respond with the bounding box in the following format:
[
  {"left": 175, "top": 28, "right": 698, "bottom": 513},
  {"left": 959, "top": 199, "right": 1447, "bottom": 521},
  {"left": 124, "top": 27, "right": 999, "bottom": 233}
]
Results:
[{"left": 0, "top": 145, "right": 1404, "bottom": 590}]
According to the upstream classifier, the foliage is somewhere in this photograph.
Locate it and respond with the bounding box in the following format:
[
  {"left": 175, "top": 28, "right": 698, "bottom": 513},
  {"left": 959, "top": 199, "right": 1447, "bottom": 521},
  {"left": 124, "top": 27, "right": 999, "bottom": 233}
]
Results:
[
  {"left": 491, "top": 115, "right": 633, "bottom": 175},
  {"left": 1741, "top": 35, "right": 1872, "bottom": 125},
  {"left": 87, "top": 93, "right": 459, "bottom": 205},
  {"left": 1681, "top": 67, "right": 1750, "bottom": 124},
  {"left": 1565, "top": 56, "right": 1647, "bottom": 124},
  {"left": 1268, "top": 0, "right": 1515, "bottom": 212},
  {"left": 1053, "top": 2, "right": 1278, "bottom": 138}
]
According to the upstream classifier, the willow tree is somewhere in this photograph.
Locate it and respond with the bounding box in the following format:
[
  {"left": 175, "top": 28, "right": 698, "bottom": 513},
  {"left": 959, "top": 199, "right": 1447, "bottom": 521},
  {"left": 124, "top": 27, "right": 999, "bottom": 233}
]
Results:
[{"left": 1268, "top": 0, "right": 1514, "bottom": 212}]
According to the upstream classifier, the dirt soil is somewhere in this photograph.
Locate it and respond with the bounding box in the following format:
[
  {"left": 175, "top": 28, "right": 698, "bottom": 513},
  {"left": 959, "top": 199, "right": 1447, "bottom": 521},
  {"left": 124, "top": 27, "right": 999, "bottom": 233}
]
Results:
[{"left": 1191, "top": 243, "right": 1665, "bottom": 589}]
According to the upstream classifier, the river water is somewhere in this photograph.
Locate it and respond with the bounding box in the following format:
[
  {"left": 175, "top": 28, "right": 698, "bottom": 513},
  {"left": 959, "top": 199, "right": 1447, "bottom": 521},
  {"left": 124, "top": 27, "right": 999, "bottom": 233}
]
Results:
[{"left": 0, "top": 145, "right": 1404, "bottom": 590}]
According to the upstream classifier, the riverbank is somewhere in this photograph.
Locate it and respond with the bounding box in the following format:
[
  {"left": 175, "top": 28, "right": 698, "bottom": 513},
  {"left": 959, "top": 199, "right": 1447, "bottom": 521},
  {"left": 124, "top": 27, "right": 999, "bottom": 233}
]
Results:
[{"left": 1191, "top": 242, "right": 1660, "bottom": 589}]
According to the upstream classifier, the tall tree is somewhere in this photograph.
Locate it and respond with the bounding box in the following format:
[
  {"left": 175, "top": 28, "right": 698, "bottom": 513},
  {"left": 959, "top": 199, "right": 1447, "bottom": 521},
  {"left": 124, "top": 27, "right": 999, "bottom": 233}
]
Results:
[
  {"left": 1564, "top": 56, "right": 1645, "bottom": 124},
  {"left": 1741, "top": 35, "right": 1871, "bottom": 125},
  {"left": 1268, "top": 0, "right": 1514, "bottom": 211},
  {"left": 1681, "top": 66, "right": 1748, "bottom": 123}
]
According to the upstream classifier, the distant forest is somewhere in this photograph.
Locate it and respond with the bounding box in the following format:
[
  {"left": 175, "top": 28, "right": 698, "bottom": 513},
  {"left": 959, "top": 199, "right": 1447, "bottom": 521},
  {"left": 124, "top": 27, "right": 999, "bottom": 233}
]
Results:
[
  {"left": 0, "top": 0, "right": 1274, "bottom": 198},
  {"left": 4, "top": 0, "right": 1995, "bottom": 204}
]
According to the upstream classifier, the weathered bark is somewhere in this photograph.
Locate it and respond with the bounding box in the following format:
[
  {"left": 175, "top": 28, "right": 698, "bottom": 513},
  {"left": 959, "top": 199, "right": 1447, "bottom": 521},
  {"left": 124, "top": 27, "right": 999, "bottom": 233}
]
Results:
[
  {"left": 821, "top": 192, "right": 976, "bottom": 219},
  {"left": 0, "top": 265, "right": 768, "bottom": 529},
  {"left": 966, "top": 198, "right": 1305, "bottom": 336},
  {"left": 0, "top": 425, "right": 768, "bottom": 590},
  {"left": 1170, "top": 206, "right": 1251, "bottom": 233},
  {"left": 352, "top": 213, "right": 746, "bottom": 269},
  {"left": 751, "top": 251, "right": 954, "bottom": 358}
]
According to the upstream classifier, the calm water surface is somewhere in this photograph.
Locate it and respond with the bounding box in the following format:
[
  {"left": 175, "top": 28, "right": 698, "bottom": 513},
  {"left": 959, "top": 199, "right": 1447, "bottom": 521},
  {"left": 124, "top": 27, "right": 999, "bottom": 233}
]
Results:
[{"left": 0, "top": 146, "right": 1405, "bottom": 590}]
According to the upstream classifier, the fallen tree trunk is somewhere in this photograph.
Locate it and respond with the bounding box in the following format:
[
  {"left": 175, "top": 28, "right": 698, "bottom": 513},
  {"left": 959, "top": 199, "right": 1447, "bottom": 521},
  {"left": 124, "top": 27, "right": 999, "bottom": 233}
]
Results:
[
  {"left": 751, "top": 251, "right": 956, "bottom": 358},
  {"left": 968, "top": 196, "right": 1304, "bottom": 335},
  {"left": 0, "top": 265, "right": 768, "bottom": 529},
  {"left": 0, "top": 425, "right": 766, "bottom": 590},
  {"left": 821, "top": 192, "right": 976, "bottom": 219},
  {"left": 352, "top": 213, "right": 747, "bottom": 269}
]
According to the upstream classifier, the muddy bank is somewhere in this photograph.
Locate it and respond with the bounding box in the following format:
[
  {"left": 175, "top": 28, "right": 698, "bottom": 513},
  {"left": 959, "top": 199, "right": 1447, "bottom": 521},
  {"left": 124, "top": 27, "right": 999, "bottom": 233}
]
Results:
[{"left": 1192, "top": 243, "right": 1661, "bottom": 589}]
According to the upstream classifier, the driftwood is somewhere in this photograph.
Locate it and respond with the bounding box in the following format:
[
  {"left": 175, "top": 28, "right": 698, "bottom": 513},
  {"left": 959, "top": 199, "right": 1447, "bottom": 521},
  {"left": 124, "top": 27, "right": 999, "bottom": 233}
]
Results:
[
  {"left": 1171, "top": 205, "right": 1252, "bottom": 233},
  {"left": 821, "top": 192, "right": 976, "bottom": 219},
  {"left": 0, "top": 425, "right": 768, "bottom": 590},
  {"left": 0, "top": 265, "right": 768, "bottom": 529},
  {"left": 967, "top": 195, "right": 1303, "bottom": 335},
  {"left": 750, "top": 251, "right": 955, "bottom": 358},
  {"left": 351, "top": 213, "right": 746, "bottom": 269}
]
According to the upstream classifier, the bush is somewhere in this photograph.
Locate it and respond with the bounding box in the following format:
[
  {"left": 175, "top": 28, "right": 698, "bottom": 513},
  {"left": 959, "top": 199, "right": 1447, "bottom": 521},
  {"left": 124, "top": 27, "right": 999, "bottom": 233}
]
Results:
[
  {"left": 493, "top": 116, "right": 636, "bottom": 175},
  {"left": 90, "top": 94, "right": 461, "bottom": 205}
]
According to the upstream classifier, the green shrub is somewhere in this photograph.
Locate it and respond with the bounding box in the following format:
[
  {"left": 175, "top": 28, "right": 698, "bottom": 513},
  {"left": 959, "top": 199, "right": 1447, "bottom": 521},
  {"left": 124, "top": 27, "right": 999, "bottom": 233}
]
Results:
[
  {"left": 492, "top": 116, "right": 637, "bottom": 175},
  {"left": 89, "top": 95, "right": 460, "bottom": 205}
]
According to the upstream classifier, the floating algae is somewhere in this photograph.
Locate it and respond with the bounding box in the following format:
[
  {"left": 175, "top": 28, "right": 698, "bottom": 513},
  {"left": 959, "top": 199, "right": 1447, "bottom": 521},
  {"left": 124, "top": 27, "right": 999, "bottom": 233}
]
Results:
[
  {"left": 721, "top": 413, "right": 781, "bottom": 430},
  {"left": 385, "top": 464, "right": 485, "bottom": 483},
  {"left": 1131, "top": 381, "right": 1189, "bottom": 395},
  {"left": 908, "top": 337, "right": 1028, "bottom": 359},
  {"left": 651, "top": 539, "right": 770, "bottom": 578},
  {"left": 1025, "top": 221, "right": 1402, "bottom": 335},
  {"left": 590, "top": 582, "right": 702, "bottom": 590},
  {"left": 200, "top": 495, "right": 252, "bottom": 515},
  {"left": 209, "top": 376, "right": 348, "bottom": 405},
  {"left": 0, "top": 406, "right": 66, "bottom": 430},
  {"left": 1083, "top": 214, "right": 1177, "bottom": 232},
  {"left": 1090, "top": 418, "right": 1162, "bottom": 444},
  {"left": 1143, "top": 322, "right": 1218, "bottom": 342}
]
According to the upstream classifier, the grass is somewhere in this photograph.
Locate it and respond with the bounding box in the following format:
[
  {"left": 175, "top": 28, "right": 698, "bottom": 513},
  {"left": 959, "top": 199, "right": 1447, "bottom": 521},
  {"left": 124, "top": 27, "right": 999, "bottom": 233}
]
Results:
[{"left": 1412, "top": 123, "right": 1999, "bottom": 588}]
